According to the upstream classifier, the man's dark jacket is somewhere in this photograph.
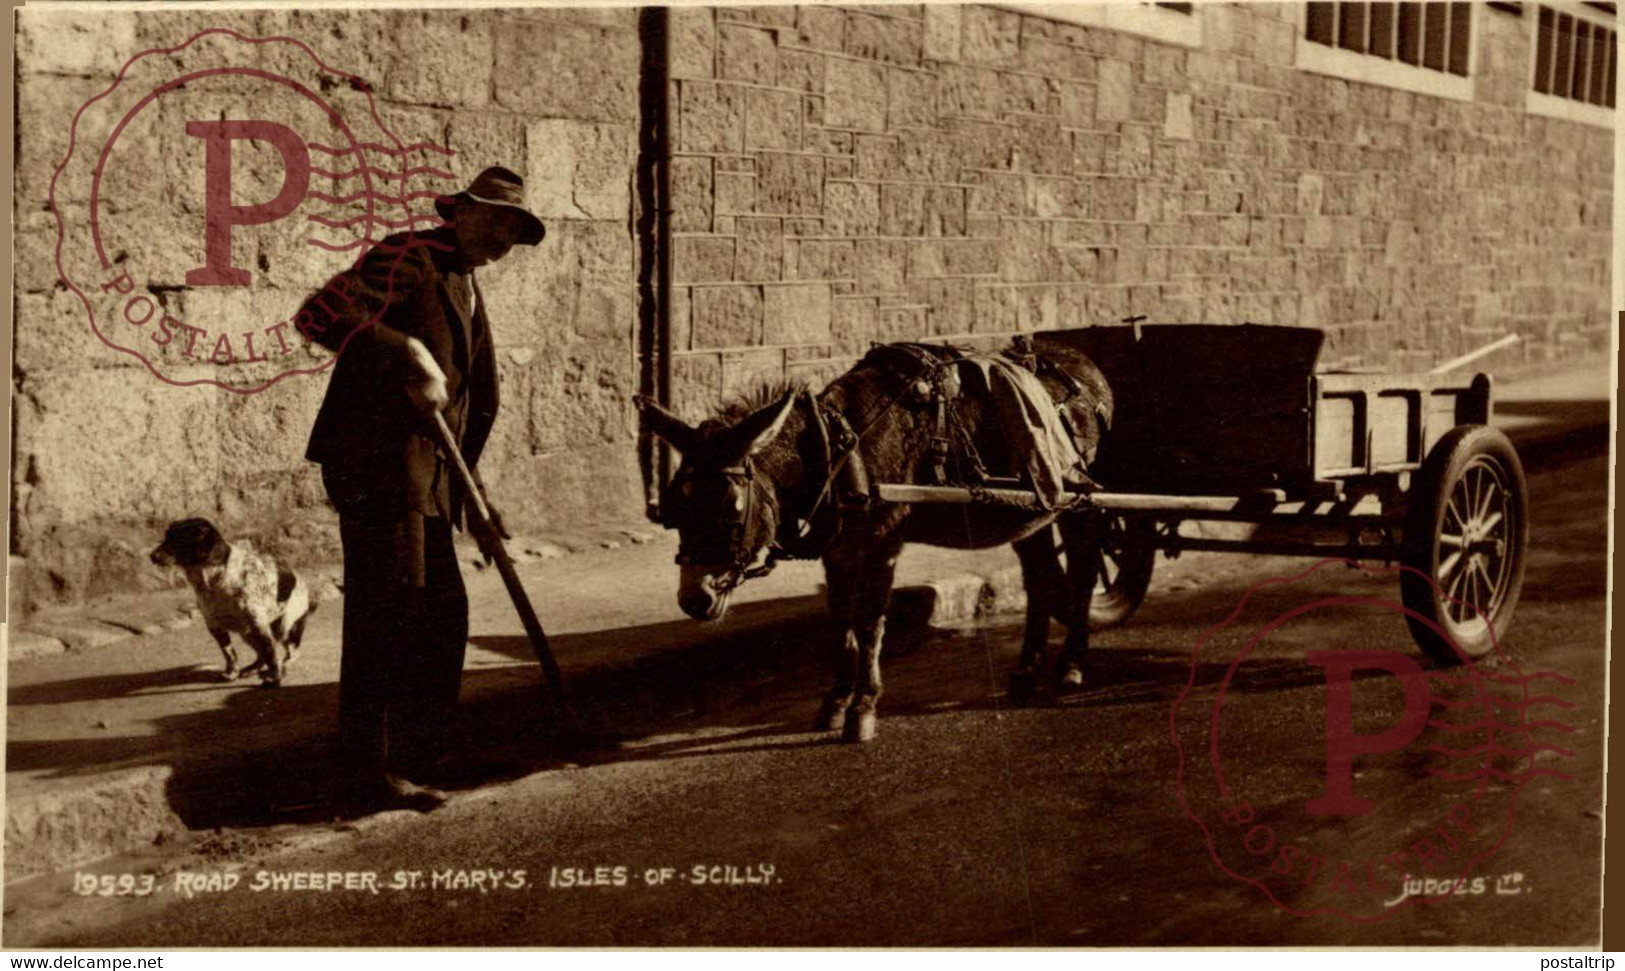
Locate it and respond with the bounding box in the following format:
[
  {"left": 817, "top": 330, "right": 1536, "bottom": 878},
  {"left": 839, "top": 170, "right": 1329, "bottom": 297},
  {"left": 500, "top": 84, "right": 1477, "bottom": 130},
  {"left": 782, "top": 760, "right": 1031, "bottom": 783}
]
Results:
[{"left": 303, "top": 227, "right": 498, "bottom": 526}]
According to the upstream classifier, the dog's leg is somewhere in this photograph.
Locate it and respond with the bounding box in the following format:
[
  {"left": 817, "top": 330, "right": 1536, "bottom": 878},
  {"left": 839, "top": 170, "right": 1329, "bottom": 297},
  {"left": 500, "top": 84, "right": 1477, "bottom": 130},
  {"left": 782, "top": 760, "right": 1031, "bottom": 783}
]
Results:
[
  {"left": 244, "top": 623, "right": 283, "bottom": 687},
  {"left": 272, "top": 572, "right": 311, "bottom": 669},
  {"left": 208, "top": 626, "right": 238, "bottom": 681},
  {"left": 281, "top": 613, "right": 310, "bottom": 668},
  {"left": 233, "top": 629, "right": 264, "bottom": 680}
]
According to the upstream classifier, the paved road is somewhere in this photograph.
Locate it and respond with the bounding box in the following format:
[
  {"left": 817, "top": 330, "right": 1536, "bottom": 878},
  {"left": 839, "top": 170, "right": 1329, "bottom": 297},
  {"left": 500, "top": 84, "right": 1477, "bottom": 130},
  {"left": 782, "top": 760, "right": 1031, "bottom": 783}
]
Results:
[{"left": 7, "top": 439, "right": 1606, "bottom": 947}]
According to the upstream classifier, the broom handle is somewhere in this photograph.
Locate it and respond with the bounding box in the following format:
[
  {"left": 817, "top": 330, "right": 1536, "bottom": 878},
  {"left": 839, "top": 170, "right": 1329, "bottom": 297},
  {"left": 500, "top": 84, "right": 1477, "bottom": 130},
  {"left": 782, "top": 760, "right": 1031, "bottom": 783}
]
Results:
[
  {"left": 1430, "top": 334, "right": 1520, "bottom": 375},
  {"left": 429, "top": 411, "right": 567, "bottom": 709}
]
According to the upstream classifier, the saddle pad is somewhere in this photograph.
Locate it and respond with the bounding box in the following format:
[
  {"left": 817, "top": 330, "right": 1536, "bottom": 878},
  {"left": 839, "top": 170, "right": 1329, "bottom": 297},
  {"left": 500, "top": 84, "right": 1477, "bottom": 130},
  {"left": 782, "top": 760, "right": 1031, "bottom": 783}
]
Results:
[{"left": 954, "top": 354, "right": 1087, "bottom": 508}]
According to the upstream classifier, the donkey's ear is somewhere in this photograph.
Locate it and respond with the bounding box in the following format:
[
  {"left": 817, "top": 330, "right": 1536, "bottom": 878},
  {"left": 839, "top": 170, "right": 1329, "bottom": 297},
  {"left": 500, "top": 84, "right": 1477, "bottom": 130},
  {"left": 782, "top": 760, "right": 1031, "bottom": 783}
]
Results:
[
  {"left": 724, "top": 392, "right": 798, "bottom": 461},
  {"left": 635, "top": 395, "right": 702, "bottom": 454}
]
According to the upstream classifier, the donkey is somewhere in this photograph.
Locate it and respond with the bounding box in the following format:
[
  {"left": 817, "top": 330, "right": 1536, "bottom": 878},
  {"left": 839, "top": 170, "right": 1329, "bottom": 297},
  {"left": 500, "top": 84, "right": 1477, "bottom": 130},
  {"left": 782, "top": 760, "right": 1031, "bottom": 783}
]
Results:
[{"left": 637, "top": 342, "right": 1113, "bottom": 743}]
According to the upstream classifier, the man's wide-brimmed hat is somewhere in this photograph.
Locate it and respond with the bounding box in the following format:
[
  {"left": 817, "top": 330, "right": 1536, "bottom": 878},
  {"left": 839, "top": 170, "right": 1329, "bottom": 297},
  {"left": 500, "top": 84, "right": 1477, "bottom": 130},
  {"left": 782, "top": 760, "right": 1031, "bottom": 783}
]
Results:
[{"left": 435, "top": 166, "right": 545, "bottom": 246}]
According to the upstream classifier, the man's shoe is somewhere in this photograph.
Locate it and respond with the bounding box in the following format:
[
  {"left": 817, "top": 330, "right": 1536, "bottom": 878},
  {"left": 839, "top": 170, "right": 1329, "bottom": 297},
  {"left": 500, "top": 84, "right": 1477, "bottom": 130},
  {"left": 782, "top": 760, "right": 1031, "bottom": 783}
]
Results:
[
  {"left": 337, "top": 774, "right": 447, "bottom": 816},
  {"left": 394, "top": 752, "right": 460, "bottom": 790}
]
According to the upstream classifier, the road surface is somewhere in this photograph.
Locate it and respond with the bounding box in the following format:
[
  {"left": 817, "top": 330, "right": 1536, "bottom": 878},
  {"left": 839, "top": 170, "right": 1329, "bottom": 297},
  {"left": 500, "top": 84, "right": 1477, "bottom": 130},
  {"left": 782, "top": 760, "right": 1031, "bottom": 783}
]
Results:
[{"left": 6, "top": 441, "right": 1607, "bottom": 947}]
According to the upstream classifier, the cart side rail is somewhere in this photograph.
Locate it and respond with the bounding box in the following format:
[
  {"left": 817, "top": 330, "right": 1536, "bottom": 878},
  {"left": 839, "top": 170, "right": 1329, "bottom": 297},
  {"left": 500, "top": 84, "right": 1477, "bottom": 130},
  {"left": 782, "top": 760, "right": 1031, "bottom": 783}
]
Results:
[{"left": 1311, "top": 371, "right": 1492, "bottom": 480}]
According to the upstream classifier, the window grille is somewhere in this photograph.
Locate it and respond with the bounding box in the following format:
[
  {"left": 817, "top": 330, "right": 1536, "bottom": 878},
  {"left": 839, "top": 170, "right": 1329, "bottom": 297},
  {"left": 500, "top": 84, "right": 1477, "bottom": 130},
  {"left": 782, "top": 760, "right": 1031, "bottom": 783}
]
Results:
[
  {"left": 1004, "top": 2, "right": 1203, "bottom": 48},
  {"left": 1306, "top": 2, "right": 1473, "bottom": 76},
  {"left": 1534, "top": 4, "right": 1616, "bottom": 107}
]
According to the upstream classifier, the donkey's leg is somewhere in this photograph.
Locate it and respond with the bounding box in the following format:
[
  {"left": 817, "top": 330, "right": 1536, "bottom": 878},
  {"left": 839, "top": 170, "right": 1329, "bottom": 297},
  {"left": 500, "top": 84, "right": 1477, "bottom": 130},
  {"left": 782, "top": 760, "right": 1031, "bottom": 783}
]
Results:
[
  {"left": 845, "top": 538, "right": 904, "bottom": 744},
  {"left": 815, "top": 552, "right": 861, "bottom": 733},
  {"left": 1055, "top": 510, "right": 1102, "bottom": 687},
  {"left": 1009, "top": 525, "right": 1063, "bottom": 700}
]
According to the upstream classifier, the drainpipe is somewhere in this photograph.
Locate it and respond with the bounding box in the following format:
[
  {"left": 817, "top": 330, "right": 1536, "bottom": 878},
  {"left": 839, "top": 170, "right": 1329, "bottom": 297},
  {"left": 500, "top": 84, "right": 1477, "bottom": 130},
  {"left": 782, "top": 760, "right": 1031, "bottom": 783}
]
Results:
[{"left": 636, "top": 5, "right": 673, "bottom": 522}]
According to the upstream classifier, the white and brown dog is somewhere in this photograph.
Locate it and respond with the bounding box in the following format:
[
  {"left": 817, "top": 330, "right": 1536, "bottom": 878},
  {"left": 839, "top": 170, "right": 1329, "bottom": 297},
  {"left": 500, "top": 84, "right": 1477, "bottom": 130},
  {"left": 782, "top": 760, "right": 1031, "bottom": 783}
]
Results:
[{"left": 150, "top": 518, "right": 313, "bottom": 686}]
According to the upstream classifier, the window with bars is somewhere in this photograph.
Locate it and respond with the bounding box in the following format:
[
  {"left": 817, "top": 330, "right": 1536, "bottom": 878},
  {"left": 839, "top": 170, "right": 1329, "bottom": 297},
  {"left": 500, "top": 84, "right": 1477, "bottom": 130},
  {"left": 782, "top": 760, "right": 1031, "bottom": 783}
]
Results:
[
  {"left": 1533, "top": 4, "right": 1615, "bottom": 107},
  {"left": 1005, "top": 2, "right": 1203, "bottom": 48},
  {"left": 1305, "top": 2, "right": 1474, "bottom": 76}
]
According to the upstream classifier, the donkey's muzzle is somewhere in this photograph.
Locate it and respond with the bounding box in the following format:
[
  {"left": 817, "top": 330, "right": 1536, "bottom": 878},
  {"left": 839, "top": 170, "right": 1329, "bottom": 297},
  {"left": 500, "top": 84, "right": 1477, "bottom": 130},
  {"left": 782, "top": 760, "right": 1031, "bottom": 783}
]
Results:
[{"left": 680, "top": 591, "right": 719, "bottom": 621}]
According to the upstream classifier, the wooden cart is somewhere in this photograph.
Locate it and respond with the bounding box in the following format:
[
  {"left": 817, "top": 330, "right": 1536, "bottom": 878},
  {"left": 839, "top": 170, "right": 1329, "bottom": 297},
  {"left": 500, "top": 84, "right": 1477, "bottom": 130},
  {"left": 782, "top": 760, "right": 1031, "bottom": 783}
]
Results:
[{"left": 878, "top": 324, "right": 1529, "bottom": 663}]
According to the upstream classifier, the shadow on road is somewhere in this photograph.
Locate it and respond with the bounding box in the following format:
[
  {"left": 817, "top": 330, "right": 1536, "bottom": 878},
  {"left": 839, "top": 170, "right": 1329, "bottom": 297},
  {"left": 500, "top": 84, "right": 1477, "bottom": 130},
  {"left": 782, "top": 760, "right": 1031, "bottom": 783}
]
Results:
[
  {"left": 8, "top": 438, "right": 1606, "bottom": 844},
  {"left": 7, "top": 664, "right": 220, "bottom": 708}
]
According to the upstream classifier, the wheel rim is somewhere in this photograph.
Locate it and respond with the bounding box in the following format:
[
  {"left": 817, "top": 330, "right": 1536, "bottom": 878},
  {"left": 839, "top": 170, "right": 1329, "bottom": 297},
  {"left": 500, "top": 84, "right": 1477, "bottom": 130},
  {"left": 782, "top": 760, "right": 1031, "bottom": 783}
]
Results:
[{"left": 1435, "top": 454, "right": 1515, "bottom": 637}]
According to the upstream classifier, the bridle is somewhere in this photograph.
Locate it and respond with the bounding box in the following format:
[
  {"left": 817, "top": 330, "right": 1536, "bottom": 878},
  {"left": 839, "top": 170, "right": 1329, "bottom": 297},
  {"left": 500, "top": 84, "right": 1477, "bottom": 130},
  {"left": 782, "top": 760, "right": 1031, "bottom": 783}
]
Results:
[
  {"left": 663, "top": 389, "right": 870, "bottom": 595},
  {"left": 662, "top": 359, "right": 925, "bottom": 595},
  {"left": 669, "top": 454, "right": 783, "bottom": 595}
]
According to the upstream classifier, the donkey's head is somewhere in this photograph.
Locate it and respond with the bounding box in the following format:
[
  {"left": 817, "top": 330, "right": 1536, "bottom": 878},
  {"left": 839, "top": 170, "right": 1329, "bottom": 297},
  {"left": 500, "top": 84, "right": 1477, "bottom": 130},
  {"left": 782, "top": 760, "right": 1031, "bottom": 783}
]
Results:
[{"left": 637, "top": 392, "right": 798, "bottom": 621}]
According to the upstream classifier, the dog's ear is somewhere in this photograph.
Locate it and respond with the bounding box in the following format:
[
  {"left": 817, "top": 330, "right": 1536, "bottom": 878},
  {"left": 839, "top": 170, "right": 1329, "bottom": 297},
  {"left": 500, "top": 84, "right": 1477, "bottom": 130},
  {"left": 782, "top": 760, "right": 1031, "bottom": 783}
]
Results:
[
  {"left": 190, "top": 521, "right": 226, "bottom": 564},
  {"left": 162, "top": 518, "right": 224, "bottom": 565}
]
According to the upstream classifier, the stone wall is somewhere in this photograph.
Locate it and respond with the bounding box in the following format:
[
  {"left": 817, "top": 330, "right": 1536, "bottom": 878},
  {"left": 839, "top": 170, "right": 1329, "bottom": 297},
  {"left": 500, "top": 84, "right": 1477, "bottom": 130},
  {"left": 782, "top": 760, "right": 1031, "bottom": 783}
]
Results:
[
  {"left": 12, "top": 7, "right": 645, "bottom": 612},
  {"left": 663, "top": 2, "right": 1612, "bottom": 420},
  {"left": 10, "top": 3, "right": 1614, "bottom": 614}
]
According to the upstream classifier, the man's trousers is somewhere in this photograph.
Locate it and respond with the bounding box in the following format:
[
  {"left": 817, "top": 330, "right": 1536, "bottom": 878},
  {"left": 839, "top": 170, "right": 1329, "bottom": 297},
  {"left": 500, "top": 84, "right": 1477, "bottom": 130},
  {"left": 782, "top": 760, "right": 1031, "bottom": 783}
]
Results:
[{"left": 334, "top": 505, "right": 469, "bottom": 781}]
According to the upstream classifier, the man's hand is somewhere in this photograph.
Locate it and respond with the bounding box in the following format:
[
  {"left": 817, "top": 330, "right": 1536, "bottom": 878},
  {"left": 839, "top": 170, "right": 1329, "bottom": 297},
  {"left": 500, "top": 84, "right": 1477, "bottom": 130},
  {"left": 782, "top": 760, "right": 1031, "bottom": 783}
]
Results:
[
  {"left": 470, "top": 504, "right": 512, "bottom": 565},
  {"left": 403, "top": 337, "right": 449, "bottom": 415}
]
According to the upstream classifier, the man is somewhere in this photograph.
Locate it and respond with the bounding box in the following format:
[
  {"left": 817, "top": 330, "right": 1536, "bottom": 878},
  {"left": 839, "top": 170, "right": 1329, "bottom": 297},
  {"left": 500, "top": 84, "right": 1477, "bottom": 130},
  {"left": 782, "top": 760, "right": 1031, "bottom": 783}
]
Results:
[{"left": 302, "top": 166, "right": 545, "bottom": 813}]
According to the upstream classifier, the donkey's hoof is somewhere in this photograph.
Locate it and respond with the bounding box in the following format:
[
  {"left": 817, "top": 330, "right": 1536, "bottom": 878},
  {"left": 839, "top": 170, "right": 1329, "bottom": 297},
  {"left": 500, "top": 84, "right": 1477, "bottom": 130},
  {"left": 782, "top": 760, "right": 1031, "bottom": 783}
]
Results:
[
  {"left": 814, "top": 703, "right": 850, "bottom": 733},
  {"left": 842, "top": 709, "right": 877, "bottom": 743},
  {"left": 1058, "top": 663, "right": 1085, "bottom": 688}
]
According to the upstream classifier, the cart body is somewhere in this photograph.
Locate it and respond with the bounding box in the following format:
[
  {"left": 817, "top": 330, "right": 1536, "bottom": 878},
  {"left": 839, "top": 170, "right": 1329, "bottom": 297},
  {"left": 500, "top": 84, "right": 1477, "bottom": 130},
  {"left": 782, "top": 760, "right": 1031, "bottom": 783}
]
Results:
[
  {"left": 881, "top": 324, "right": 1529, "bottom": 662},
  {"left": 1034, "top": 324, "right": 1491, "bottom": 496}
]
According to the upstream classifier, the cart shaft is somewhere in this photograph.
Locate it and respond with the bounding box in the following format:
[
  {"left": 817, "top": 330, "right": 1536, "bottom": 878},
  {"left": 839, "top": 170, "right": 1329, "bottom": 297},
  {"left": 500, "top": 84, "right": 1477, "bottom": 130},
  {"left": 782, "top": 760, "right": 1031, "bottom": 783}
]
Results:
[{"left": 876, "top": 482, "right": 1290, "bottom": 514}]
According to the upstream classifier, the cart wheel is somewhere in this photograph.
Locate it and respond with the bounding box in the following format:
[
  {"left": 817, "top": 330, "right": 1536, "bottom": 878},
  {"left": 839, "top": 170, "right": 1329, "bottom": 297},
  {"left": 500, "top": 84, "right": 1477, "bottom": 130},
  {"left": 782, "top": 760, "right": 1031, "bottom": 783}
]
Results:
[
  {"left": 1400, "top": 425, "right": 1529, "bottom": 664},
  {"left": 1090, "top": 516, "right": 1157, "bottom": 631}
]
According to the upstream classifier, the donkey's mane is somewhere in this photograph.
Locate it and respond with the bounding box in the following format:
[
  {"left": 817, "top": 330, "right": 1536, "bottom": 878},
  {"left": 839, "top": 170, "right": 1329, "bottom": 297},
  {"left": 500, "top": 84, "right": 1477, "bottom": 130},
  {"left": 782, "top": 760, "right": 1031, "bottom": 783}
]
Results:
[{"left": 711, "top": 376, "right": 808, "bottom": 426}]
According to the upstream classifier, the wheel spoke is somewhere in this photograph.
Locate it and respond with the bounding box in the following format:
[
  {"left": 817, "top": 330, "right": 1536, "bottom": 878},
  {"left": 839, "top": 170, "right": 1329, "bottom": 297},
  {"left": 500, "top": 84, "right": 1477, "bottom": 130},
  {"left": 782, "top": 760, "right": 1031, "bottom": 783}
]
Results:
[
  {"left": 1459, "top": 585, "right": 1476, "bottom": 623},
  {"left": 1472, "top": 558, "right": 1494, "bottom": 615},
  {"left": 1095, "top": 551, "right": 1116, "bottom": 589},
  {"left": 1426, "top": 452, "right": 1519, "bottom": 637},
  {"left": 1479, "top": 555, "right": 1504, "bottom": 611},
  {"left": 1446, "top": 562, "right": 1468, "bottom": 603},
  {"left": 1475, "top": 478, "right": 1497, "bottom": 526},
  {"left": 1445, "top": 493, "right": 1462, "bottom": 527}
]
